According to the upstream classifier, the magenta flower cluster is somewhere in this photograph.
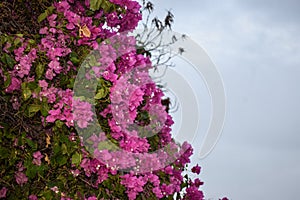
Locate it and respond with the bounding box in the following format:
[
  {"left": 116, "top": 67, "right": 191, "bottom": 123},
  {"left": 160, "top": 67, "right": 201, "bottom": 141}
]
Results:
[
  {"left": 0, "top": 0, "right": 214, "bottom": 199},
  {"left": 75, "top": 31, "right": 205, "bottom": 199}
]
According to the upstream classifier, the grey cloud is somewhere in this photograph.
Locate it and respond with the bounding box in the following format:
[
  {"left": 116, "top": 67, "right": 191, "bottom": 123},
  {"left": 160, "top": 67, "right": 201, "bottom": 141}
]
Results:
[
  {"left": 139, "top": 0, "right": 300, "bottom": 199},
  {"left": 236, "top": 0, "right": 300, "bottom": 25}
]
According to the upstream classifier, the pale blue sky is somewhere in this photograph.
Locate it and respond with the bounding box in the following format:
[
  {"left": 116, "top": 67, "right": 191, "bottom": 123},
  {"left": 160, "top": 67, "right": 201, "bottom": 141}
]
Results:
[{"left": 139, "top": 0, "right": 300, "bottom": 199}]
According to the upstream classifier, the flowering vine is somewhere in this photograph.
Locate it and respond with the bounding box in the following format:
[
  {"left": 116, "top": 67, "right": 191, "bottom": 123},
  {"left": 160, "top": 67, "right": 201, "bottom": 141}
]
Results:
[{"left": 0, "top": 0, "right": 229, "bottom": 199}]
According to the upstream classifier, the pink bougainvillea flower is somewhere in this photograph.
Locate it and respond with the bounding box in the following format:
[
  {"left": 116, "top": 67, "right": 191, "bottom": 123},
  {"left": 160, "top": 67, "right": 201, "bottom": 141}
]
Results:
[
  {"left": 120, "top": 173, "right": 147, "bottom": 200},
  {"left": 193, "top": 178, "right": 204, "bottom": 188},
  {"left": 94, "top": 149, "right": 112, "bottom": 161},
  {"left": 86, "top": 196, "right": 97, "bottom": 200},
  {"left": 28, "top": 194, "right": 38, "bottom": 200},
  {"left": 54, "top": 0, "right": 71, "bottom": 13},
  {"left": 50, "top": 186, "right": 59, "bottom": 194},
  {"left": 45, "top": 69, "right": 55, "bottom": 80},
  {"left": 48, "top": 60, "right": 62, "bottom": 74},
  {"left": 0, "top": 187, "right": 8, "bottom": 198},
  {"left": 72, "top": 99, "right": 94, "bottom": 128},
  {"left": 64, "top": 10, "right": 80, "bottom": 24},
  {"left": 28, "top": 48, "right": 37, "bottom": 61},
  {"left": 38, "top": 80, "right": 48, "bottom": 88},
  {"left": 14, "top": 46, "right": 25, "bottom": 61},
  {"left": 107, "top": 12, "right": 120, "bottom": 27},
  {"left": 5, "top": 77, "right": 21, "bottom": 93},
  {"left": 191, "top": 164, "right": 201, "bottom": 175},
  {"left": 152, "top": 187, "right": 163, "bottom": 199},
  {"left": 15, "top": 171, "right": 28, "bottom": 185},
  {"left": 16, "top": 161, "right": 25, "bottom": 172},
  {"left": 66, "top": 23, "right": 75, "bottom": 30},
  {"left": 10, "top": 96, "right": 20, "bottom": 110},
  {"left": 70, "top": 169, "right": 80, "bottom": 177},
  {"left": 39, "top": 27, "right": 48, "bottom": 34},
  {"left": 47, "top": 14, "right": 57, "bottom": 27},
  {"left": 3, "top": 42, "right": 11, "bottom": 53},
  {"left": 220, "top": 198, "right": 229, "bottom": 200},
  {"left": 184, "top": 185, "right": 204, "bottom": 200},
  {"left": 50, "top": 186, "right": 59, "bottom": 193},
  {"left": 46, "top": 109, "right": 61, "bottom": 123},
  {"left": 32, "top": 151, "right": 44, "bottom": 166}
]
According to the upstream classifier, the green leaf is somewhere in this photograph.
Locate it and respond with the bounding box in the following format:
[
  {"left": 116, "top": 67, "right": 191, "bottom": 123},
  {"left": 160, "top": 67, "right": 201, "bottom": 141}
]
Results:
[
  {"left": 95, "top": 88, "right": 105, "bottom": 99},
  {"left": 28, "top": 104, "right": 41, "bottom": 117},
  {"left": 61, "top": 143, "right": 68, "bottom": 155},
  {"left": 36, "top": 63, "right": 45, "bottom": 79},
  {"left": 0, "top": 146, "right": 10, "bottom": 159},
  {"left": 98, "top": 141, "right": 118, "bottom": 151},
  {"left": 38, "top": 12, "right": 48, "bottom": 23},
  {"left": 3, "top": 72, "right": 11, "bottom": 88},
  {"left": 71, "top": 152, "right": 82, "bottom": 166},
  {"left": 25, "top": 138, "right": 38, "bottom": 150},
  {"left": 14, "top": 38, "right": 22, "bottom": 46},
  {"left": 28, "top": 39, "right": 35, "bottom": 45},
  {"left": 67, "top": 78, "right": 75, "bottom": 88},
  {"left": 102, "top": 1, "right": 112, "bottom": 12},
  {"left": 28, "top": 81, "right": 38, "bottom": 90},
  {"left": 47, "top": 6, "right": 55, "bottom": 13},
  {"left": 1, "top": 54, "right": 16, "bottom": 69},
  {"left": 56, "top": 154, "right": 67, "bottom": 166},
  {"left": 90, "top": 0, "right": 103, "bottom": 11},
  {"left": 55, "top": 120, "right": 64, "bottom": 128},
  {"left": 53, "top": 144, "right": 61, "bottom": 154},
  {"left": 87, "top": 55, "right": 99, "bottom": 67},
  {"left": 22, "top": 88, "right": 32, "bottom": 101},
  {"left": 70, "top": 51, "right": 80, "bottom": 65},
  {"left": 41, "top": 189, "right": 53, "bottom": 200},
  {"left": 26, "top": 165, "right": 38, "bottom": 179},
  {"left": 70, "top": 57, "right": 80, "bottom": 65},
  {"left": 37, "top": 6, "right": 55, "bottom": 23},
  {"left": 57, "top": 174, "right": 67, "bottom": 185},
  {"left": 41, "top": 102, "right": 50, "bottom": 117},
  {"left": 15, "top": 34, "right": 23, "bottom": 37}
]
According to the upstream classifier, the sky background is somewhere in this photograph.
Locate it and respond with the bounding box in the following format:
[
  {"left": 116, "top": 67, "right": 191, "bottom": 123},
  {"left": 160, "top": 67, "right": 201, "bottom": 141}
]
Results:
[{"left": 138, "top": 0, "right": 300, "bottom": 199}]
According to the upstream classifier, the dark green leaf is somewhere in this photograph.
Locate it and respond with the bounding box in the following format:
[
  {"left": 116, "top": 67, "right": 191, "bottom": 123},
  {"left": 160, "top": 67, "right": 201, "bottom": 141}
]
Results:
[
  {"left": 70, "top": 56, "right": 80, "bottom": 65},
  {"left": 41, "top": 102, "right": 50, "bottom": 117},
  {"left": 25, "top": 138, "right": 38, "bottom": 150},
  {"left": 56, "top": 154, "right": 68, "bottom": 166},
  {"left": 53, "top": 144, "right": 61, "bottom": 154},
  {"left": 25, "top": 163, "right": 39, "bottom": 179},
  {"left": 36, "top": 63, "right": 45, "bottom": 79},
  {"left": 1, "top": 54, "right": 16, "bottom": 69},
  {"left": 61, "top": 143, "right": 68, "bottom": 155},
  {"left": 3, "top": 72, "right": 11, "bottom": 88},
  {"left": 0, "top": 147, "right": 10, "bottom": 159},
  {"left": 27, "top": 81, "right": 38, "bottom": 90}
]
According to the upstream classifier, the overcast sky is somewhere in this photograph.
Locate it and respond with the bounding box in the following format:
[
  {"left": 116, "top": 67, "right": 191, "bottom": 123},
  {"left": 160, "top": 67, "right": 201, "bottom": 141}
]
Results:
[{"left": 139, "top": 0, "right": 300, "bottom": 199}]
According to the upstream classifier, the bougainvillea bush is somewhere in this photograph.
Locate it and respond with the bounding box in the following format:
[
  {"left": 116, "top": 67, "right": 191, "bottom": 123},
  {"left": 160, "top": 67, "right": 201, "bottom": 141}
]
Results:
[{"left": 0, "top": 0, "right": 228, "bottom": 199}]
